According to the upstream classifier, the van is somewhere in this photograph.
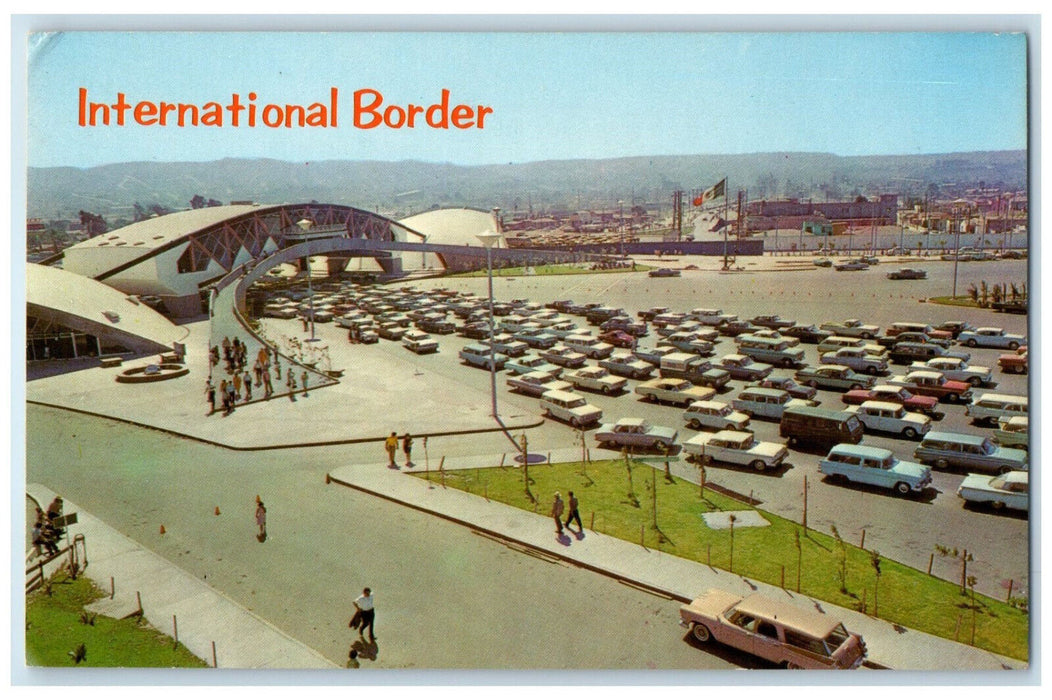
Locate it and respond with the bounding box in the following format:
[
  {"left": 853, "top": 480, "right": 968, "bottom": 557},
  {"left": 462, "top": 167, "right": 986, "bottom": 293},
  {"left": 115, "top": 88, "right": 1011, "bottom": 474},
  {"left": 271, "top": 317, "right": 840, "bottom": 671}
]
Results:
[
  {"left": 540, "top": 389, "right": 602, "bottom": 428},
  {"left": 965, "top": 393, "right": 1028, "bottom": 426},
  {"left": 780, "top": 406, "right": 864, "bottom": 448},
  {"left": 734, "top": 335, "right": 806, "bottom": 368},
  {"left": 817, "top": 336, "right": 887, "bottom": 356},
  {"left": 914, "top": 431, "right": 1028, "bottom": 474},
  {"left": 732, "top": 387, "right": 815, "bottom": 420}
]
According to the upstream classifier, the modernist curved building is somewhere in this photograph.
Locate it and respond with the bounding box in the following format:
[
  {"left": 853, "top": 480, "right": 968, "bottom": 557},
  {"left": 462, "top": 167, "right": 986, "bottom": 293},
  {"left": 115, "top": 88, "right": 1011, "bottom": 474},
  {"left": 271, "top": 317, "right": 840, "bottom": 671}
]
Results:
[{"left": 61, "top": 203, "right": 428, "bottom": 317}]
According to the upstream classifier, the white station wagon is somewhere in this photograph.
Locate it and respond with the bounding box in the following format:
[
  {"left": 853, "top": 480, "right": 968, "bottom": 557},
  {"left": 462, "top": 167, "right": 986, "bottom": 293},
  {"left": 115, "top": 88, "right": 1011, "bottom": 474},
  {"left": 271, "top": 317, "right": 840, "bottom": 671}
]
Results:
[
  {"left": 845, "top": 400, "right": 931, "bottom": 439},
  {"left": 682, "top": 400, "right": 751, "bottom": 432}
]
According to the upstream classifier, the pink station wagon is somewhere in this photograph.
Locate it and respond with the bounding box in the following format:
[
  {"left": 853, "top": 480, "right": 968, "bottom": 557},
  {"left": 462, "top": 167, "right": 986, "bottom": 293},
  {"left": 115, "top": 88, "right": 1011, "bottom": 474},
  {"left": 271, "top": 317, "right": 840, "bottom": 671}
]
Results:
[{"left": 680, "top": 589, "right": 867, "bottom": 670}]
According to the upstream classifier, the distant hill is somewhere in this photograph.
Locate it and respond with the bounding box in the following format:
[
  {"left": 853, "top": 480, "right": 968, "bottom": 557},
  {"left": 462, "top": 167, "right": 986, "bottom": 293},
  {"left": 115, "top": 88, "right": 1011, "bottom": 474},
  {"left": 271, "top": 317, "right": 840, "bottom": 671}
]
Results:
[{"left": 27, "top": 151, "right": 1026, "bottom": 222}]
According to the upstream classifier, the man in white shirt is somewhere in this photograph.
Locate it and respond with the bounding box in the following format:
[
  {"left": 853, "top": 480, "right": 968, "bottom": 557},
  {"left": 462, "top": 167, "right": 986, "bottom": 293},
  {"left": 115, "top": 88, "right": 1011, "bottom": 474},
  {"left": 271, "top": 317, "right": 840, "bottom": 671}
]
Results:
[{"left": 353, "top": 587, "right": 376, "bottom": 641}]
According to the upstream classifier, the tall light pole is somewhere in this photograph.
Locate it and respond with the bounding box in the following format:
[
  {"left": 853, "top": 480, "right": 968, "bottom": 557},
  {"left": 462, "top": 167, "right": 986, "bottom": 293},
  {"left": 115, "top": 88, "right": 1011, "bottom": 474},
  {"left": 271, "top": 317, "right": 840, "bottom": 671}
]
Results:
[
  {"left": 477, "top": 230, "right": 502, "bottom": 420},
  {"left": 952, "top": 206, "right": 962, "bottom": 299},
  {"left": 618, "top": 199, "right": 624, "bottom": 258},
  {"left": 297, "top": 218, "right": 318, "bottom": 343}
]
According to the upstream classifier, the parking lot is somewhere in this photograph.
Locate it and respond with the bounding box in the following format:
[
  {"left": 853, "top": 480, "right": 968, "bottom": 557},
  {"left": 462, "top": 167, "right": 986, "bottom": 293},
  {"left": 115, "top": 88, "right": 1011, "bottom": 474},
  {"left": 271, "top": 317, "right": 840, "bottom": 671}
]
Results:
[{"left": 257, "top": 254, "right": 1029, "bottom": 601}]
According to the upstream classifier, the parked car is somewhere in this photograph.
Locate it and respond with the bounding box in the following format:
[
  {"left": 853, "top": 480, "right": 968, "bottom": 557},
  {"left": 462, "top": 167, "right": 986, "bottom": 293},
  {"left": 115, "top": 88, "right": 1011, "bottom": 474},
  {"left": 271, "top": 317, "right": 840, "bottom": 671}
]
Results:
[
  {"left": 933, "top": 321, "right": 977, "bottom": 339},
  {"left": 958, "top": 327, "right": 1027, "bottom": 350},
  {"left": 965, "top": 393, "right": 1028, "bottom": 426},
  {"left": 513, "top": 328, "right": 560, "bottom": 349},
  {"left": 914, "top": 431, "right": 1028, "bottom": 474},
  {"left": 598, "top": 330, "right": 638, "bottom": 349},
  {"left": 540, "top": 389, "right": 602, "bottom": 428},
  {"left": 649, "top": 267, "right": 681, "bottom": 277},
  {"left": 682, "top": 400, "right": 751, "bottom": 432},
  {"left": 506, "top": 371, "right": 572, "bottom": 397},
  {"left": 594, "top": 418, "right": 678, "bottom": 451},
  {"left": 458, "top": 344, "right": 507, "bottom": 371},
  {"left": 683, "top": 430, "right": 788, "bottom": 471},
  {"left": 994, "top": 416, "right": 1029, "bottom": 450},
  {"left": 564, "top": 366, "right": 628, "bottom": 395},
  {"left": 819, "top": 319, "right": 881, "bottom": 339},
  {"left": 750, "top": 314, "right": 796, "bottom": 330},
  {"left": 783, "top": 324, "right": 833, "bottom": 344},
  {"left": 750, "top": 376, "right": 817, "bottom": 400},
  {"left": 817, "top": 336, "right": 887, "bottom": 357},
  {"left": 888, "top": 342, "right": 969, "bottom": 365},
  {"left": 735, "top": 335, "right": 805, "bottom": 368},
  {"left": 505, "top": 353, "right": 563, "bottom": 377},
  {"left": 598, "top": 351, "right": 655, "bottom": 379},
  {"left": 540, "top": 344, "right": 588, "bottom": 369},
  {"left": 635, "top": 377, "right": 716, "bottom": 406},
  {"left": 485, "top": 334, "right": 529, "bottom": 358},
  {"left": 402, "top": 330, "right": 439, "bottom": 354},
  {"left": 688, "top": 308, "right": 737, "bottom": 326},
  {"left": 886, "top": 267, "right": 928, "bottom": 280},
  {"left": 659, "top": 353, "right": 732, "bottom": 389},
  {"left": 879, "top": 332, "right": 954, "bottom": 350},
  {"left": 600, "top": 316, "right": 648, "bottom": 336},
  {"left": 717, "top": 354, "right": 773, "bottom": 381},
  {"left": 563, "top": 334, "right": 615, "bottom": 359},
  {"left": 845, "top": 401, "right": 931, "bottom": 439},
  {"left": 841, "top": 384, "right": 940, "bottom": 417},
  {"left": 377, "top": 323, "right": 407, "bottom": 341},
  {"left": 819, "top": 444, "right": 932, "bottom": 495},
  {"left": 813, "top": 257, "right": 834, "bottom": 268},
  {"left": 820, "top": 347, "right": 888, "bottom": 375},
  {"left": 637, "top": 306, "right": 670, "bottom": 322},
  {"left": 795, "top": 364, "right": 876, "bottom": 392},
  {"left": 732, "top": 387, "right": 817, "bottom": 421},
  {"left": 909, "top": 358, "right": 992, "bottom": 386},
  {"left": 957, "top": 471, "right": 1029, "bottom": 511},
  {"left": 997, "top": 347, "right": 1028, "bottom": 375},
  {"left": 886, "top": 371, "right": 973, "bottom": 403},
  {"left": 834, "top": 260, "right": 869, "bottom": 271},
  {"left": 886, "top": 322, "right": 952, "bottom": 340},
  {"left": 716, "top": 320, "right": 762, "bottom": 338},
  {"left": 678, "top": 590, "right": 867, "bottom": 670}
]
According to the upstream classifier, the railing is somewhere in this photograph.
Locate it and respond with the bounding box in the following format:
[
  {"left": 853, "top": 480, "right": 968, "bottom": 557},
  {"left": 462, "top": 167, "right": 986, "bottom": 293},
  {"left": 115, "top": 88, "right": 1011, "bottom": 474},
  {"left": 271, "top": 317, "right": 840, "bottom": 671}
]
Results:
[{"left": 26, "top": 534, "right": 88, "bottom": 594}]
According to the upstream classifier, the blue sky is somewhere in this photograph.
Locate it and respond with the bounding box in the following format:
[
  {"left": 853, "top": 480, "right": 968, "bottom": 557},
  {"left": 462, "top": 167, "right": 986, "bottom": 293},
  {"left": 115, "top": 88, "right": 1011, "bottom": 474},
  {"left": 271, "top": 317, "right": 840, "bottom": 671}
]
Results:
[{"left": 25, "top": 31, "right": 1029, "bottom": 168}]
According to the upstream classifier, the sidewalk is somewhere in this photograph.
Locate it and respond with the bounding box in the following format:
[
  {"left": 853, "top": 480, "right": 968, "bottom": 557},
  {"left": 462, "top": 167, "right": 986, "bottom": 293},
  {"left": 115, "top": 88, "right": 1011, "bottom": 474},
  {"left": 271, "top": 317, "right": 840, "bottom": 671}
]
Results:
[
  {"left": 25, "top": 485, "right": 338, "bottom": 670},
  {"left": 326, "top": 450, "right": 1025, "bottom": 672}
]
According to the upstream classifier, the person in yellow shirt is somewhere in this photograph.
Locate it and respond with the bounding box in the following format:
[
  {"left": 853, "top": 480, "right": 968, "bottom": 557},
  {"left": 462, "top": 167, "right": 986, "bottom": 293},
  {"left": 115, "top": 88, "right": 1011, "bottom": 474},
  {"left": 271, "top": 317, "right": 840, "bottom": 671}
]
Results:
[{"left": 385, "top": 432, "right": 398, "bottom": 467}]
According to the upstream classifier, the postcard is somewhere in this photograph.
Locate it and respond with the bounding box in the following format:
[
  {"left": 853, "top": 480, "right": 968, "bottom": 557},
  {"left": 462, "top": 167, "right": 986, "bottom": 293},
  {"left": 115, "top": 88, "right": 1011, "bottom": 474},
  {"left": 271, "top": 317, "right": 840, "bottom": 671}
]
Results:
[{"left": 18, "top": 22, "right": 1032, "bottom": 681}]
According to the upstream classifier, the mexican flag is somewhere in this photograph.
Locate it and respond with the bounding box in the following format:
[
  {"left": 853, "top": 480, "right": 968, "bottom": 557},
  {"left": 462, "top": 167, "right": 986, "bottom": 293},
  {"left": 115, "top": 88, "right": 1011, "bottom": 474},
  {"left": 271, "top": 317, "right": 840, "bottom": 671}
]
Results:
[{"left": 693, "top": 178, "right": 727, "bottom": 206}]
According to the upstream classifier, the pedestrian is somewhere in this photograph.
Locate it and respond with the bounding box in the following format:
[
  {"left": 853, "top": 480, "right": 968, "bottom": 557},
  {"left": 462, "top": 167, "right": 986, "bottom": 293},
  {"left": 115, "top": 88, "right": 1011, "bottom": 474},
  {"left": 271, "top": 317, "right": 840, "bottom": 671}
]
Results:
[
  {"left": 550, "top": 492, "right": 565, "bottom": 535},
  {"left": 243, "top": 371, "right": 253, "bottom": 402},
  {"left": 262, "top": 368, "right": 273, "bottom": 398},
  {"left": 302, "top": 315, "right": 309, "bottom": 332},
  {"left": 301, "top": 370, "right": 309, "bottom": 397},
  {"left": 205, "top": 379, "right": 216, "bottom": 413},
  {"left": 219, "top": 379, "right": 229, "bottom": 413},
  {"left": 255, "top": 496, "right": 267, "bottom": 539},
  {"left": 46, "top": 496, "right": 63, "bottom": 522},
  {"left": 564, "top": 490, "right": 583, "bottom": 531},
  {"left": 402, "top": 433, "right": 414, "bottom": 467},
  {"left": 226, "top": 381, "right": 237, "bottom": 413},
  {"left": 253, "top": 359, "right": 263, "bottom": 387},
  {"left": 286, "top": 368, "right": 297, "bottom": 401},
  {"left": 353, "top": 587, "right": 376, "bottom": 641},
  {"left": 384, "top": 432, "right": 398, "bottom": 467},
  {"left": 232, "top": 372, "right": 243, "bottom": 401}
]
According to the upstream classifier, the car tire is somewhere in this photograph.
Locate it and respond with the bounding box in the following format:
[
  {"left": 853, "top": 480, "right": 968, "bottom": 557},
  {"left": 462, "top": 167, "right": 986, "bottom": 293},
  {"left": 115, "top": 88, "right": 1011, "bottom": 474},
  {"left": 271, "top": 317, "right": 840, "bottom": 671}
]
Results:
[
  {"left": 865, "top": 366, "right": 877, "bottom": 375},
  {"left": 935, "top": 458, "right": 950, "bottom": 470},
  {"left": 967, "top": 339, "right": 978, "bottom": 348},
  {"left": 992, "top": 500, "right": 1006, "bottom": 510},
  {"left": 602, "top": 385, "right": 612, "bottom": 395},
  {"left": 785, "top": 661, "right": 804, "bottom": 670},
  {"left": 903, "top": 427, "right": 918, "bottom": 439},
  {"left": 807, "top": 380, "right": 818, "bottom": 388},
  {"left": 689, "top": 419, "right": 703, "bottom": 430},
  {"left": 998, "top": 465, "right": 1013, "bottom": 475},
  {"left": 750, "top": 459, "right": 767, "bottom": 472},
  {"left": 691, "top": 622, "right": 712, "bottom": 643},
  {"left": 570, "top": 418, "right": 581, "bottom": 428},
  {"left": 895, "top": 481, "right": 912, "bottom": 496},
  {"left": 968, "top": 376, "right": 982, "bottom": 386},
  {"left": 1008, "top": 342, "right": 1019, "bottom": 351},
  {"left": 946, "top": 393, "right": 959, "bottom": 403}
]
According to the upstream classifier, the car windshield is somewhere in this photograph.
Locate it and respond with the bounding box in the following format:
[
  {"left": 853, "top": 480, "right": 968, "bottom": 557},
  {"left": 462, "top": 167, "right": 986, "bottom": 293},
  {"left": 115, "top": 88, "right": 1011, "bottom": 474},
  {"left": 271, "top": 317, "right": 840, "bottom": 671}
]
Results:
[
  {"left": 568, "top": 398, "right": 585, "bottom": 408},
  {"left": 990, "top": 476, "right": 1008, "bottom": 490},
  {"left": 982, "top": 438, "right": 997, "bottom": 455}
]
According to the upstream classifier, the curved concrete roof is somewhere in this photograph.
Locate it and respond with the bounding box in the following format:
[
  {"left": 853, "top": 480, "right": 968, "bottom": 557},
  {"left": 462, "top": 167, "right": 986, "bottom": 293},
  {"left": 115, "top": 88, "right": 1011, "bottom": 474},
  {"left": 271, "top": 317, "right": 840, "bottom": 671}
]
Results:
[
  {"left": 27, "top": 263, "right": 187, "bottom": 351},
  {"left": 65, "top": 204, "right": 265, "bottom": 252},
  {"left": 398, "top": 208, "right": 504, "bottom": 247}
]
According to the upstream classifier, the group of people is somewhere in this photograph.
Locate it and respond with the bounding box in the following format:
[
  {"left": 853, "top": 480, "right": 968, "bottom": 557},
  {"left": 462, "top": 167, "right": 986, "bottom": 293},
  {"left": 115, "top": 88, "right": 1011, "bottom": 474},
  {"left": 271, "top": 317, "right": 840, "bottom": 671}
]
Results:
[
  {"left": 30, "top": 496, "right": 66, "bottom": 559},
  {"left": 206, "top": 339, "right": 295, "bottom": 414},
  {"left": 384, "top": 432, "right": 414, "bottom": 468},
  {"left": 549, "top": 491, "right": 584, "bottom": 536}
]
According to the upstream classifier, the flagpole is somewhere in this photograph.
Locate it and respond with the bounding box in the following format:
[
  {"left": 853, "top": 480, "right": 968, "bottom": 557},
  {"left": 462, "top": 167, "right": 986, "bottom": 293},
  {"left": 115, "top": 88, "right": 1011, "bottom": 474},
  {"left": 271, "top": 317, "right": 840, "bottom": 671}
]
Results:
[{"left": 722, "top": 179, "right": 729, "bottom": 271}]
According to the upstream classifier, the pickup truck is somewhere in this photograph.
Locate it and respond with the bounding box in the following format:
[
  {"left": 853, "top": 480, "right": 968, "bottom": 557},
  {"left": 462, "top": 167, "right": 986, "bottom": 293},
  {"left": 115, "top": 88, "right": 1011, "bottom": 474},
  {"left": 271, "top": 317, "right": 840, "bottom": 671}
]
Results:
[
  {"left": 819, "top": 319, "right": 880, "bottom": 339},
  {"left": 886, "top": 371, "right": 973, "bottom": 403},
  {"left": 594, "top": 418, "right": 678, "bottom": 451},
  {"left": 957, "top": 471, "right": 1029, "bottom": 511},
  {"left": 795, "top": 364, "right": 876, "bottom": 392}
]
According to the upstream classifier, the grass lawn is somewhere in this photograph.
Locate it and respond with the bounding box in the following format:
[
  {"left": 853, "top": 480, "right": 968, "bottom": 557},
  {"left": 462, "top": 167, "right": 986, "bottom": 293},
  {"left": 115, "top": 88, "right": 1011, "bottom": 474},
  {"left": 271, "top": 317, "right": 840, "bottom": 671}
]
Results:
[
  {"left": 926, "top": 296, "right": 983, "bottom": 308},
  {"left": 451, "top": 263, "right": 652, "bottom": 278},
  {"left": 26, "top": 573, "right": 208, "bottom": 668},
  {"left": 414, "top": 458, "right": 1028, "bottom": 661}
]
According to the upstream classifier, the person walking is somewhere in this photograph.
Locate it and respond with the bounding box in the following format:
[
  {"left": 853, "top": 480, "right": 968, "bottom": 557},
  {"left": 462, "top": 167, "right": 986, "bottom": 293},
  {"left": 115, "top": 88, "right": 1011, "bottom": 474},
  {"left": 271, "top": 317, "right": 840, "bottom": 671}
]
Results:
[
  {"left": 262, "top": 368, "right": 274, "bottom": 398},
  {"left": 352, "top": 588, "right": 376, "bottom": 641},
  {"left": 550, "top": 492, "right": 565, "bottom": 535},
  {"left": 255, "top": 497, "right": 267, "bottom": 540},
  {"left": 564, "top": 490, "right": 583, "bottom": 532},
  {"left": 401, "top": 433, "right": 414, "bottom": 467},
  {"left": 286, "top": 368, "right": 297, "bottom": 401},
  {"left": 384, "top": 432, "right": 398, "bottom": 467},
  {"left": 301, "top": 370, "right": 309, "bottom": 398},
  {"left": 205, "top": 379, "right": 216, "bottom": 413},
  {"left": 232, "top": 372, "right": 243, "bottom": 401},
  {"left": 243, "top": 371, "right": 253, "bottom": 402}
]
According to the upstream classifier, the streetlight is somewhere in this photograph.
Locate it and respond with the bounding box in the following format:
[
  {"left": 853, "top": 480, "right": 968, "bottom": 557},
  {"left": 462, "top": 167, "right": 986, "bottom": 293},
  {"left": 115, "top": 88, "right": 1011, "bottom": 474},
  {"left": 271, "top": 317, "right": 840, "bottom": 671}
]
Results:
[
  {"left": 951, "top": 207, "right": 962, "bottom": 299},
  {"left": 476, "top": 230, "right": 502, "bottom": 420},
  {"left": 617, "top": 200, "right": 624, "bottom": 258},
  {"left": 296, "top": 218, "right": 318, "bottom": 343}
]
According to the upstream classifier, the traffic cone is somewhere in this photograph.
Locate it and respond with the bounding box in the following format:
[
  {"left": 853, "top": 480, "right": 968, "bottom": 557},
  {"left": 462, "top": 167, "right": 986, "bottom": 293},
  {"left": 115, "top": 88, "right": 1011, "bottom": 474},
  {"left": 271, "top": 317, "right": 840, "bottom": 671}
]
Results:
[
  {"left": 159, "top": 524, "right": 166, "bottom": 535},
  {"left": 214, "top": 506, "right": 221, "bottom": 516}
]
